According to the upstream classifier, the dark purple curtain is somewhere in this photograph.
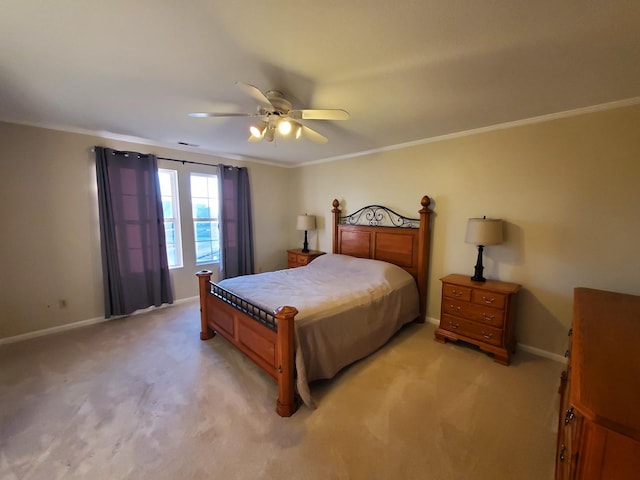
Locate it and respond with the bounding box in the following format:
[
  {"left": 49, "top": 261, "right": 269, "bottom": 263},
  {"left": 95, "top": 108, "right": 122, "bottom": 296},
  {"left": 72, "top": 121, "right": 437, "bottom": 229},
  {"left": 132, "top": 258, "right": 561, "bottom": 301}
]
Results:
[
  {"left": 217, "top": 164, "right": 254, "bottom": 279},
  {"left": 95, "top": 147, "right": 173, "bottom": 318}
]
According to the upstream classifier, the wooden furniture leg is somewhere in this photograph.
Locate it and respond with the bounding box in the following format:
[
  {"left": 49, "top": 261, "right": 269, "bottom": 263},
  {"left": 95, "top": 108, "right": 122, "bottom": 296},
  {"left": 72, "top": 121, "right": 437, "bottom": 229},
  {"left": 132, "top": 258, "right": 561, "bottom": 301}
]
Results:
[
  {"left": 275, "top": 305, "right": 298, "bottom": 417},
  {"left": 197, "top": 270, "right": 215, "bottom": 340}
]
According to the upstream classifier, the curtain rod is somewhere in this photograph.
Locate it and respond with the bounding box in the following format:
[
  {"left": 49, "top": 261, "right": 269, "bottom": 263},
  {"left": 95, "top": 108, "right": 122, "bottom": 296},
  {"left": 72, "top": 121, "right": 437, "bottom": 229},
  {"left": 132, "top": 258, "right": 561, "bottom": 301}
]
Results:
[
  {"left": 92, "top": 147, "right": 217, "bottom": 168},
  {"left": 157, "top": 157, "right": 217, "bottom": 168}
]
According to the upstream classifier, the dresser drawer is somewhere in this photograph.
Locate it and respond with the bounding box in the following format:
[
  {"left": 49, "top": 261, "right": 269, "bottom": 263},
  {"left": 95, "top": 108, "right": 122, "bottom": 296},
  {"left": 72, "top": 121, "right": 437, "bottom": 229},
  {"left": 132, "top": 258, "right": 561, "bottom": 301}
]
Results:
[
  {"left": 441, "top": 314, "right": 503, "bottom": 347},
  {"left": 287, "top": 249, "right": 325, "bottom": 268},
  {"left": 288, "top": 252, "right": 311, "bottom": 267},
  {"left": 557, "top": 403, "right": 584, "bottom": 480},
  {"left": 442, "top": 284, "right": 472, "bottom": 302},
  {"left": 441, "top": 298, "right": 505, "bottom": 328},
  {"left": 471, "top": 289, "right": 507, "bottom": 310}
]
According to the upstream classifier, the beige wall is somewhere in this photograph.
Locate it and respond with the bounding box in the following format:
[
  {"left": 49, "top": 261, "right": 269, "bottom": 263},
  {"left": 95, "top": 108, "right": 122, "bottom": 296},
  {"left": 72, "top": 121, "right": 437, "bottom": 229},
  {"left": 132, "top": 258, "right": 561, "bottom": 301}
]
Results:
[
  {"left": 0, "top": 122, "right": 292, "bottom": 339},
  {"left": 2, "top": 103, "right": 639, "bottom": 356},
  {"left": 293, "top": 104, "right": 640, "bottom": 356}
]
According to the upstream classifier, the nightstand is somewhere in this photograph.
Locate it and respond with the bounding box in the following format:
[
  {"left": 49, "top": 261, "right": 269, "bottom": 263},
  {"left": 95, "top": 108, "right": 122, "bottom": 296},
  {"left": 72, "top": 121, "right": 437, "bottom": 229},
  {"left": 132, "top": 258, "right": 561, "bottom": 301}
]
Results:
[
  {"left": 435, "top": 274, "right": 521, "bottom": 365},
  {"left": 287, "top": 249, "right": 325, "bottom": 268}
]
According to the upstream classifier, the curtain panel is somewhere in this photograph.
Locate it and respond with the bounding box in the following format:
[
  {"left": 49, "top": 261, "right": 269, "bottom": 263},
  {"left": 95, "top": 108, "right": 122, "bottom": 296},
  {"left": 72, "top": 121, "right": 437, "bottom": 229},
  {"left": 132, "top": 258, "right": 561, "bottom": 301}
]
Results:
[
  {"left": 95, "top": 147, "right": 173, "bottom": 318},
  {"left": 217, "top": 164, "right": 254, "bottom": 279}
]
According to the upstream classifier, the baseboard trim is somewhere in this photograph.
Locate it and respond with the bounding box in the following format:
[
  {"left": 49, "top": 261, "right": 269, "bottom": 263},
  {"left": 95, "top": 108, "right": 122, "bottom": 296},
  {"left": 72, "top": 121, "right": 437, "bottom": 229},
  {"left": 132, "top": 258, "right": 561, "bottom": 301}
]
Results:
[
  {"left": 0, "top": 315, "right": 109, "bottom": 346},
  {"left": 0, "top": 296, "right": 199, "bottom": 346},
  {"left": 2, "top": 302, "right": 566, "bottom": 364},
  {"left": 424, "top": 315, "right": 565, "bottom": 363},
  {"left": 517, "top": 344, "right": 566, "bottom": 363}
]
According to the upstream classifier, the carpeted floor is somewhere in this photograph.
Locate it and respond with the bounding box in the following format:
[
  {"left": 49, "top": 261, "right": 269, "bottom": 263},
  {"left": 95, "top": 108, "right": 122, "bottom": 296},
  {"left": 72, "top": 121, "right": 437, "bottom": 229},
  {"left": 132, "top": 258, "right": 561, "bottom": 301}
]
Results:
[{"left": 1, "top": 300, "right": 564, "bottom": 479}]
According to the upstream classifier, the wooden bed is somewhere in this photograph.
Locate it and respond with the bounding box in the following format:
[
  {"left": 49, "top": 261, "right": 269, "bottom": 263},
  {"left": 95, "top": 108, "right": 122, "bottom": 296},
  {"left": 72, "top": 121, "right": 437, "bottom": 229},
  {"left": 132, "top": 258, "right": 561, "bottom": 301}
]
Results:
[{"left": 196, "top": 195, "right": 432, "bottom": 416}]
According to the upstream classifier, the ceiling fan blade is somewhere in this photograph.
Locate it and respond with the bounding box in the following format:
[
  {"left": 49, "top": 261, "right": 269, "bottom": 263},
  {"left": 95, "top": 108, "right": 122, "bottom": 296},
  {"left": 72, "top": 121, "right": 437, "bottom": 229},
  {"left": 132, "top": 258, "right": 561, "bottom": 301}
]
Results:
[
  {"left": 288, "top": 109, "right": 350, "bottom": 121},
  {"left": 188, "top": 112, "right": 258, "bottom": 118},
  {"left": 301, "top": 125, "right": 328, "bottom": 144},
  {"left": 235, "top": 82, "right": 273, "bottom": 108}
]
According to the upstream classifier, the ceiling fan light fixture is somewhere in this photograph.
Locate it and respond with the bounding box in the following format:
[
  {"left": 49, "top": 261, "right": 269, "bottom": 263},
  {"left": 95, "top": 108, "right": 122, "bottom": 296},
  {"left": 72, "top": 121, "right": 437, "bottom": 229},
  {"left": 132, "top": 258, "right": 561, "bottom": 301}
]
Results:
[
  {"left": 192, "top": 82, "right": 349, "bottom": 145},
  {"left": 278, "top": 119, "right": 292, "bottom": 135},
  {"left": 293, "top": 121, "right": 302, "bottom": 139},
  {"left": 249, "top": 120, "right": 268, "bottom": 138}
]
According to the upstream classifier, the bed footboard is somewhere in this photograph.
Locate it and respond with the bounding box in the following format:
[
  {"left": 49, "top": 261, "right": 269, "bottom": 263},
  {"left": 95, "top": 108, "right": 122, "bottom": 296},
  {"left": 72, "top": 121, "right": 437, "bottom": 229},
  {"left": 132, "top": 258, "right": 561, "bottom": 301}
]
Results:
[{"left": 196, "top": 270, "right": 298, "bottom": 417}]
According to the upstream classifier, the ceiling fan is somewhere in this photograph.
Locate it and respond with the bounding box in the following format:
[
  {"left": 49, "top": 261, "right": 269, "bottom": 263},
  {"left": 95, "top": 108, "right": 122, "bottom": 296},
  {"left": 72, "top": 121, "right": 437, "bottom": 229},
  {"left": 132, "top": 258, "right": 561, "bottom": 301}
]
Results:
[{"left": 189, "top": 82, "right": 350, "bottom": 144}]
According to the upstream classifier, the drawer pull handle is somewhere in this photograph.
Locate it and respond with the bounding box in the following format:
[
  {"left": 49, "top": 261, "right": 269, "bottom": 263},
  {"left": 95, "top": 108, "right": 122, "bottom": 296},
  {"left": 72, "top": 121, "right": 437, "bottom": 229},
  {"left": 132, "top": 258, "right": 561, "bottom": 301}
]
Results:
[
  {"left": 448, "top": 321, "right": 460, "bottom": 329},
  {"left": 482, "top": 313, "right": 495, "bottom": 320},
  {"left": 451, "top": 289, "right": 463, "bottom": 297},
  {"left": 449, "top": 304, "right": 461, "bottom": 311},
  {"left": 568, "top": 328, "right": 573, "bottom": 337},
  {"left": 564, "top": 349, "right": 570, "bottom": 358},
  {"left": 482, "top": 296, "right": 495, "bottom": 304},
  {"left": 481, "top": 331, "right": 493, "bottom": 339},
  {"left": 559, "top": 444, "right": 566, "bottom": 462},
  {"left": 564, "top": 407, "right": 575, "bottom": 425}
]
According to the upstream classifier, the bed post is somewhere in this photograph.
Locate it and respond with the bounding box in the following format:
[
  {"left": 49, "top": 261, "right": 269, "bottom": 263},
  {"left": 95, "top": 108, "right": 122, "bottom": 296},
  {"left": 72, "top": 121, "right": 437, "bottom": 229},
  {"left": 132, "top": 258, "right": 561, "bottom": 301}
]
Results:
[
  {"left": 196, "top": 270, "right": 215, "bottom": 340},
  {"left": 417, "top": 196, "right": 432, "bottom": 322},
  {"left": 332, "top": 198, "right": 340, "bottom": 254},
  {"left": 275, "top": 305, "right": 298, "bottom": 417}
]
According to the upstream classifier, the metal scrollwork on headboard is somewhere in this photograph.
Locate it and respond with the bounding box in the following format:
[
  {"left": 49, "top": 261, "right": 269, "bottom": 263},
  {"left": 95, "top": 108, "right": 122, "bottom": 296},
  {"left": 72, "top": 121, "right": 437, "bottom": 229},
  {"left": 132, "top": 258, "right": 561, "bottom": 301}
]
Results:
[{"left": 341, "top": 204, "right": 420, "bottom": 228}]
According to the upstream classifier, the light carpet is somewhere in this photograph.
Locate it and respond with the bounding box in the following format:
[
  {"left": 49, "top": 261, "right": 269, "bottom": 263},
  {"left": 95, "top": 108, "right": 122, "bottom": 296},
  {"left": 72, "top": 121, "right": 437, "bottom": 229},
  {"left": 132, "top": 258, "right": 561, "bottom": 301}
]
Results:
[{"left": 0, "top": 300, "right": 563, "bottom": 479}]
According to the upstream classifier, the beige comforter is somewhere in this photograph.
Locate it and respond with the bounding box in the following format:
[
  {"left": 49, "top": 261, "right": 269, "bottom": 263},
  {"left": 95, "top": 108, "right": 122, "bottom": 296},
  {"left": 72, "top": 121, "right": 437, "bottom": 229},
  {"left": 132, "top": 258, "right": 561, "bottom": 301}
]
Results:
[{"left": 218, "top": 254, "right": 420, "bottom": 407}]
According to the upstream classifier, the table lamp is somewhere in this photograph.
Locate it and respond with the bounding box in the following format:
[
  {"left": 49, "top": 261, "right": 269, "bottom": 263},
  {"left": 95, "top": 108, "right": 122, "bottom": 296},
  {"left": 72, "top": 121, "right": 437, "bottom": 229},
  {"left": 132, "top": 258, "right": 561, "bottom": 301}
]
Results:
[
  {"left": 465, "top": 216, "right": 503, "bottom": 282},
  {"left": 296, "top": 214, "right": 316, "bottom": 253}
]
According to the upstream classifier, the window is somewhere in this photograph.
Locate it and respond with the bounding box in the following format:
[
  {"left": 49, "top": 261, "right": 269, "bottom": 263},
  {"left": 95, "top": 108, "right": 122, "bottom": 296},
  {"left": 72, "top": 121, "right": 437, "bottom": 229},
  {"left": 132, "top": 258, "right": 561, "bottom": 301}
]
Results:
[
  {"left": 158, "top": 168, "right": 183, "bottom": 268},
  {"left": 190, "top": 173, "right": 220, "bottom": 264}
]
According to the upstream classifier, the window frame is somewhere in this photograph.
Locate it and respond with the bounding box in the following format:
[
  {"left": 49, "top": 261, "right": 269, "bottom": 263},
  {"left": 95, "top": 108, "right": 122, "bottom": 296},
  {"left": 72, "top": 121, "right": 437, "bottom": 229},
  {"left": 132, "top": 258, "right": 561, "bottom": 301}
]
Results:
[
  {"left": 190, "top": 172, "right": 220, "bottom": 265},
  {"left": 158, "top": 168, "right": 183, "bottom": 269}
]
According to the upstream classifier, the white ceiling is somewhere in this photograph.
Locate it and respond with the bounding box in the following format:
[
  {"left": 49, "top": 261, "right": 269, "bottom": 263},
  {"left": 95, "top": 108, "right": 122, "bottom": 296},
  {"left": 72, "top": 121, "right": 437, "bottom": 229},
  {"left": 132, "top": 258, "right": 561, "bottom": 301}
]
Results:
[{"left": 1, "top": 0, "right": 639, "bottom": 167}]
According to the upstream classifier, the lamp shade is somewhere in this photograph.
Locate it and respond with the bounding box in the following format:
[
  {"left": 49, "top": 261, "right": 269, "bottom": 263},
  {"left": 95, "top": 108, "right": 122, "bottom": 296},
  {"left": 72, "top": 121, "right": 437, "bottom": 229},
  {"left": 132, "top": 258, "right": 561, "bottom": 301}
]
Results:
[
  {"left": 296, "top": 214, "right": 316, "bottom": 231},
  {"left": 465, "top": 218, "right": 503, "bottom": 245}
]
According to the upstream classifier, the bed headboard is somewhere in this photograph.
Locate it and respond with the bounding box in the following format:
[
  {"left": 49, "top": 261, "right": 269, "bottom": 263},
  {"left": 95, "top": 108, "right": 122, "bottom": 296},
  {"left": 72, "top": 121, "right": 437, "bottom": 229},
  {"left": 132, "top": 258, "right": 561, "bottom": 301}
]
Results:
[{"left": 332, "top": 196, "right": 432, "bottom": 319}]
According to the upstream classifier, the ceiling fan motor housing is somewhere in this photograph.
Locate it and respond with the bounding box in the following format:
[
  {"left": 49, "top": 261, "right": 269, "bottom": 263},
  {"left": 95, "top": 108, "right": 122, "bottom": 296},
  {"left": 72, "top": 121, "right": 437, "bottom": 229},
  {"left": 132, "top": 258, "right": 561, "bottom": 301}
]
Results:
[{"left": 265, "top": 90, "right": 291, "bottom": 114}]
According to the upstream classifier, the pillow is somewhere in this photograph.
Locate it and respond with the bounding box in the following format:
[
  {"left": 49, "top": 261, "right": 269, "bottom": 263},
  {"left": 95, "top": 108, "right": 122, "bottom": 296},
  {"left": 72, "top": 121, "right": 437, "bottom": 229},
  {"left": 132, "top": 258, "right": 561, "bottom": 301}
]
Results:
[{"left": 308, "top": 253, "right": 414, "bottom": 288}]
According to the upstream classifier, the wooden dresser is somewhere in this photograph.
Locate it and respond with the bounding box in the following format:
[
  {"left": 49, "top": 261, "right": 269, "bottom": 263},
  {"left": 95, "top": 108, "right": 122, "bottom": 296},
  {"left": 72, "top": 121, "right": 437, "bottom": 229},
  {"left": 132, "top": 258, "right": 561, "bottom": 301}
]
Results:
[
  {"left": 555, "top": 287, "right": 640, "bottom": 479},
  {"left": 286, "top": 249, "right": 325, "bottom": 268},
  {"left": 435, "top": 274, "right": 521, "bottom": 365}
]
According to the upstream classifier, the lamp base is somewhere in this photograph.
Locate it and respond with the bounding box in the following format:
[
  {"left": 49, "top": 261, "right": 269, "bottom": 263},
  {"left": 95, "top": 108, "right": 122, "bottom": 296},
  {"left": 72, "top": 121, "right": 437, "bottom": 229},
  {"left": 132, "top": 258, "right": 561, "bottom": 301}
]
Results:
[
  {"left": 470, "top": 272, "right": 486, "bottom": 283},
  {"left": 470, "top": 245, "right": 486, "bottom": 282},
  {"left": 301, "top": 230, "right": 309, "bottom": 253}
]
